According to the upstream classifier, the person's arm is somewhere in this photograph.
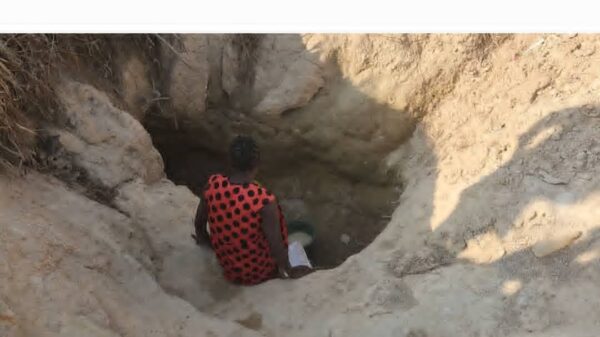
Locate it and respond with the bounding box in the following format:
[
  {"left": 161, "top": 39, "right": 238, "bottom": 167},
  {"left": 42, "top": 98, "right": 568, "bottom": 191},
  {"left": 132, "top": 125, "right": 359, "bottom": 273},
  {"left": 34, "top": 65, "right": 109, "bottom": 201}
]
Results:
[
  {"left": 260, "top": 202, "right": 314, "bottom": 279},
  {"left": 260, "top": 202, "right": 291, "bottom": 277},
  {"left": 192, "top": 196, "right": 210, "bottom": 246}
]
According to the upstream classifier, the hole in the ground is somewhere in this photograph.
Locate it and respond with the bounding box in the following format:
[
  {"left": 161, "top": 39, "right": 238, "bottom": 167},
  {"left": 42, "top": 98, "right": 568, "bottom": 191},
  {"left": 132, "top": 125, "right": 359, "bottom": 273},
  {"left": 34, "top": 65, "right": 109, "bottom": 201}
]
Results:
[{"left": 147, "top": 123, "right": 400, "bottom": 268}]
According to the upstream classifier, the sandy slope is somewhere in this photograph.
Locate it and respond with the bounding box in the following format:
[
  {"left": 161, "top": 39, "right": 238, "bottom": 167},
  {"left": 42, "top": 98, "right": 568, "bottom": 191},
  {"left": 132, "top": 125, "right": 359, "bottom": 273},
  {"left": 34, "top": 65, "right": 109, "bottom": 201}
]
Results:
[{"left": 2, "top": 34, "right": 600, "bottom": 337}]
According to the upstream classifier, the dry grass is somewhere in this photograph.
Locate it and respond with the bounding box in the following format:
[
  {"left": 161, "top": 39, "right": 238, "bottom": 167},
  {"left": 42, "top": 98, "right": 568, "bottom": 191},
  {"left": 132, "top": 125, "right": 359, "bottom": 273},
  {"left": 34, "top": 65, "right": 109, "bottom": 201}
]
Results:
[
  {"left": 0, "top": 34, "right": 157, "bottom": 171},
  {"left": 0, "top": 35, "right": 61, "bottom": 170}
]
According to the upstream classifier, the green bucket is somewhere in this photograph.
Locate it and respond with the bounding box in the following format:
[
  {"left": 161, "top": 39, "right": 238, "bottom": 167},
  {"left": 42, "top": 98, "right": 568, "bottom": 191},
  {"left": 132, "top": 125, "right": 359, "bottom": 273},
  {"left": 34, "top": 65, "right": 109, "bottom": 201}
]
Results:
[{"left": 287, "top": 220, "right": 315, "bottom": 248}]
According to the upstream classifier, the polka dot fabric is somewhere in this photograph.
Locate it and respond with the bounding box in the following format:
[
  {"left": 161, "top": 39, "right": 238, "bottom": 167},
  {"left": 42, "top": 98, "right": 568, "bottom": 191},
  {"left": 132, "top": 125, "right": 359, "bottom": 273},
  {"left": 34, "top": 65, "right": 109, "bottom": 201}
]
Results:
[{"left": 203, "top": 174, "right": 288, "bottom": 285}]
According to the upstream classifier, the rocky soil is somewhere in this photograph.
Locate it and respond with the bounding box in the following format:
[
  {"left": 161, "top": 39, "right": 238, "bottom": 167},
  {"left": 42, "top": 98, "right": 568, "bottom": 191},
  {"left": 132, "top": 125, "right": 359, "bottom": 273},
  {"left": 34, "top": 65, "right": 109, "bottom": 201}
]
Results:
[{"left": 1, "top": 34, "right": 600, "bottom": 337}]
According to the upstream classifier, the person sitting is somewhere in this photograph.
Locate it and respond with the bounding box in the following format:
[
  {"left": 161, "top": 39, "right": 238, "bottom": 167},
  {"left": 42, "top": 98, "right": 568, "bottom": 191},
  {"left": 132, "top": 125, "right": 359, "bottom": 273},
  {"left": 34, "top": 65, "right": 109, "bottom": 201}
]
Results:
[{"left": 193, "top": 135, "right": 312, "bottom": 285}]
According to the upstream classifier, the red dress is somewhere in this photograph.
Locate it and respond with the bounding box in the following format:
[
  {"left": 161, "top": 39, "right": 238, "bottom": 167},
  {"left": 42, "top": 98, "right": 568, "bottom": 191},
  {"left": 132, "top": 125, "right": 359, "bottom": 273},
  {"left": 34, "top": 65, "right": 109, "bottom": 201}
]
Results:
[{"left": 203, "top": 174, "right": 288, "bottom": 285}]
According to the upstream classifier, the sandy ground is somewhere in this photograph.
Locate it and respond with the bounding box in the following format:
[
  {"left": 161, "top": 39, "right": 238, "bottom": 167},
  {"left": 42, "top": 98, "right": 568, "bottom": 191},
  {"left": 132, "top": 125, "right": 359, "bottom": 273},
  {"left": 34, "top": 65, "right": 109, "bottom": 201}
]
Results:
[{"left": 1, "top": 34, "right": 600, "bottom": 337}]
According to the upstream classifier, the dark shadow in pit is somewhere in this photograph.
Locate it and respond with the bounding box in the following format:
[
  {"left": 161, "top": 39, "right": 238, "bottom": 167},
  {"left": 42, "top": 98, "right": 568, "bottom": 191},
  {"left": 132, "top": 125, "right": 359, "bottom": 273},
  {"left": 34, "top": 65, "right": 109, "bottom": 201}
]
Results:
[
  {"left": 154, "top": 141, "right": 402, "bottom": 268},
  {"left": 151, "top": 127, "right": 401, "bottom": 268},
  {"left": 146, "top": 34, "right": 415, "bottom": 268}
]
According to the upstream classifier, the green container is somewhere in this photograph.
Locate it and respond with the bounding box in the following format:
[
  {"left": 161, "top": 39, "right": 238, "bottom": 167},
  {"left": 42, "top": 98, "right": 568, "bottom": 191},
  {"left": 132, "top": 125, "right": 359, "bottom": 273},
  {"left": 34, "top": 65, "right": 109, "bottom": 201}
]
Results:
[{"left": 287, "top": 220, "right": 315, "bottom": 248}]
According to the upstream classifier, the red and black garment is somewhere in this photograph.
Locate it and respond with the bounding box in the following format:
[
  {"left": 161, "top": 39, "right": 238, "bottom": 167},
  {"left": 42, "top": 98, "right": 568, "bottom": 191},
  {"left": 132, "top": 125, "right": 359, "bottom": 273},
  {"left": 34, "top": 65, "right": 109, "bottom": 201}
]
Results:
[{"left": 203, "top": 174, "right": 288, "bottom": 285}]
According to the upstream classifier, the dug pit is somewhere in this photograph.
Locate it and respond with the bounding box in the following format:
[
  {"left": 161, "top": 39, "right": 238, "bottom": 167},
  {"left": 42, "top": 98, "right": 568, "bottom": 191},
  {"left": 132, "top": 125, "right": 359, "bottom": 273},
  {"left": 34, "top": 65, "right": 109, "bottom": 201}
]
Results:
[{"left": 146, "top": 119, "right": 401, "bottom": 268}]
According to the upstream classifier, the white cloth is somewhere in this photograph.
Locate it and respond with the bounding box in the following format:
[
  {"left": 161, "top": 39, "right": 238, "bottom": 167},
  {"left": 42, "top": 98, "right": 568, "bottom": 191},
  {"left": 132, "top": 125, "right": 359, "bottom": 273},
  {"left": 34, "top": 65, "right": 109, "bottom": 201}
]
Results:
[{"left": 288, "top": 241, "right": 312, "bottom": 268}]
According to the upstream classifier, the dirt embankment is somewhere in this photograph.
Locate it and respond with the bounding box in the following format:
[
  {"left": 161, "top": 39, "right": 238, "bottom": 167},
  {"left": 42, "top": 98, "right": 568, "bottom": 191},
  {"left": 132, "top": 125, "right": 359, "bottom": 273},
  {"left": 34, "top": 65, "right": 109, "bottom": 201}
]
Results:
[{"left": 1, "top": 34, "right": 600, "bottom": 337}]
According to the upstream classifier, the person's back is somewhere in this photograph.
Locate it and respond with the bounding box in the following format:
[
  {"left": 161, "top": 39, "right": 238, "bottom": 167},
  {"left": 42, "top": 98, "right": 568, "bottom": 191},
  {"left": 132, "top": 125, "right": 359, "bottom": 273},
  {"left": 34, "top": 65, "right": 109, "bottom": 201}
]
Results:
[
  {"left": 202, "top": 173, "right": 287, "bottom": 284},
  {"left": 193, "top": 135, "right": 312, "bottom": 285}
]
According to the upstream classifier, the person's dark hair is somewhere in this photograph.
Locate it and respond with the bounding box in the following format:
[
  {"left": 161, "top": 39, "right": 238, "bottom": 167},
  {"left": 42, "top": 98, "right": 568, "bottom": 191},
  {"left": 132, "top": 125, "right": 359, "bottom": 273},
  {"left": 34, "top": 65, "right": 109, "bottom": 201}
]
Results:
[{"left": 229, "top": 135, "right": 260, "bottom": 171}]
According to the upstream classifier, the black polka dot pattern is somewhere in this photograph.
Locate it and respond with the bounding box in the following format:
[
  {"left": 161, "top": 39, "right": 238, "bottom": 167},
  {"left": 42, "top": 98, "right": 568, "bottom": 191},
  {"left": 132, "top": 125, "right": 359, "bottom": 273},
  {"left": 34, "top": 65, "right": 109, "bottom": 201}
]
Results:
[{"left": 202, "top": 173, "right": 287, "bottom": 285}]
